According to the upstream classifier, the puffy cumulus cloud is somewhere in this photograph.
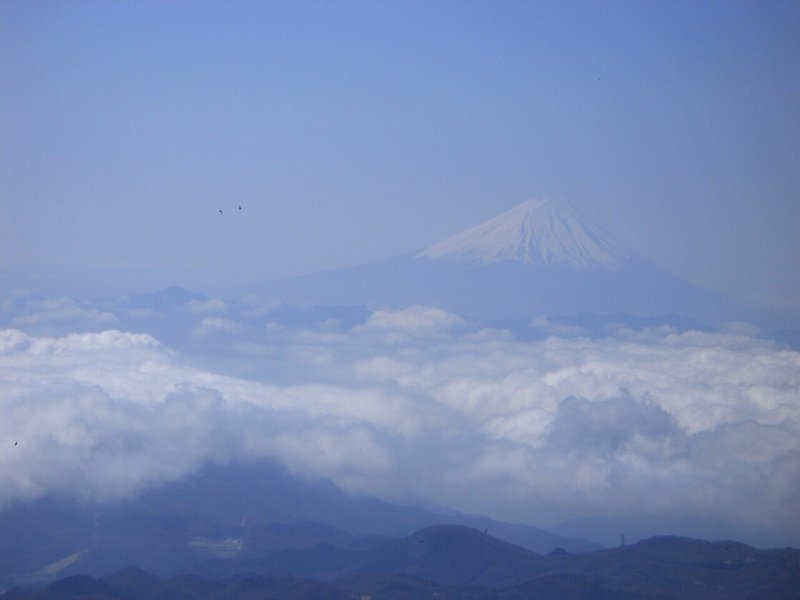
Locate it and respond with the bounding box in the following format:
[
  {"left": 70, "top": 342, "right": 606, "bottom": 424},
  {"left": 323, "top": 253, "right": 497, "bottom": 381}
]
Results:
[
  {"left": 354, "top": 305, "right": 465, "bottom": 340},
  {"left": 361, "top": 305, "right": 463, "bottom": 330},
  {"left": 9, "top": 297, "right": 116, "bottom": 331},
  {"left": 193, "top": 317, "right": 242, "bottom": 337},
  {"left": 269, "top": 313, "right": 800, "bottom": 545},
  {"left": 183, "top": 298, "right": 229, "bottom": 315},
  {"left": 0, "top": 328, "right": 442, "bottom": 508},
  {"left": 1, "top": 307, "right": 800, "bottom": 547}
]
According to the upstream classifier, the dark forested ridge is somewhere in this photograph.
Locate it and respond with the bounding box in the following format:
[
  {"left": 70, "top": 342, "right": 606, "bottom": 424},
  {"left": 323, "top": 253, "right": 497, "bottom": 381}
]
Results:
[
  {"left": 3, "top": 527, "right": 798, "bottom": 600},
  {"left": 0, "top": 460, "right": 597, "bottom": 587},
  {"left": 1, "top": 461, "right": 798, "bottom": 598}
]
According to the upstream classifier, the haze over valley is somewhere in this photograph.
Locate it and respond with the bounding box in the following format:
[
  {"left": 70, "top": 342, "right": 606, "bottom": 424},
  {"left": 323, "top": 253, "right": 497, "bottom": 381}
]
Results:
[{"left": 2, "top": 1, "right": 799, "bottom": 597}]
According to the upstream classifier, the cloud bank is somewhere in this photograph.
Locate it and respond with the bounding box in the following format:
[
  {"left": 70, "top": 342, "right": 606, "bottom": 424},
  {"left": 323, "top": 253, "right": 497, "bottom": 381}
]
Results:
[{"left": 1, "top": 306, "right": 799, "bottom": 547}]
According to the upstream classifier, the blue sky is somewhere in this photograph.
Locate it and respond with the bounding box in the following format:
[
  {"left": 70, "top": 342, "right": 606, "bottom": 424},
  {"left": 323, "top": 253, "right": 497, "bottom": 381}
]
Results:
[
  {"left": 2, "top": 0, "right": 799, "bottom": 308},
  {"left": 2, "top": 1, "right": 800, "bottom": 549}
]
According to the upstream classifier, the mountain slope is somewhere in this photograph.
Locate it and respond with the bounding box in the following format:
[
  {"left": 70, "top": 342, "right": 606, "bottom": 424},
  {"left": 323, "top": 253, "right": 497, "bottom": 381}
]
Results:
[
  {"left": 0, "top": 460, "right": 597, "bottom": 588},
  {"left": 261, "top": 199, "right": 747, "bottom": 324},
  {"left": 6, "top": 534, "right": 799, "bottom": 600},
  {"left": 353, "top": 525, "right": 544, "bottom": 587},
  {"left": 418, "top": 199, "right": 631, "bottom": 268}
]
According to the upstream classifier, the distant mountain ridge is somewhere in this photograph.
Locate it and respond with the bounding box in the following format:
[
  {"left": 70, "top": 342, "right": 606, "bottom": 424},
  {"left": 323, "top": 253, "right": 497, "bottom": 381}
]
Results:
[
  {"left": 0, "top": 460, "right": 597, "bottom": 589},
  {"left": 5, "top": 528, "right": 799, "bottom": 599},
  {"left": 259, "top": 199, "right": 754, "bottom": 325}
]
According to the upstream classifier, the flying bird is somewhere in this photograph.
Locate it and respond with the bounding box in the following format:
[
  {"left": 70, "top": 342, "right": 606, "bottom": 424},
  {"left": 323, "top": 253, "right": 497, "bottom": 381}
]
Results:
[{"left": 218, "top": 209, "right": 223, "bottom": 215}]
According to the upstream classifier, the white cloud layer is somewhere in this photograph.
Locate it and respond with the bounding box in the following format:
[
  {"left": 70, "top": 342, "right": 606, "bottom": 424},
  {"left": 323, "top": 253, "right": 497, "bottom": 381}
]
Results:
[
  {"left": 9, "top": 297, "right": 116, "bottom": 329},
  {"left": 1, "top": 306, "right": 799, "bottom": 547}
]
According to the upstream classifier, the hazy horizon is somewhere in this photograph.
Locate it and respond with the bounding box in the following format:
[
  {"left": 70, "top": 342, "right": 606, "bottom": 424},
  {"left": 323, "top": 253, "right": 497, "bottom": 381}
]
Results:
[
  {"left": 2, "top": 0, "right": 800, "bottom": 557},
  {"left": 2, "top": 1, "right": 799, "bottom": 309}
]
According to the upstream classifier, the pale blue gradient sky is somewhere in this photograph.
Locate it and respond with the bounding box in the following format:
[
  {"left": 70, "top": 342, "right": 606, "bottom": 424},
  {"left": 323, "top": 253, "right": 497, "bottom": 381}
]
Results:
[{"left": 2, "top": 0, "right": 799, "bottom": 307}]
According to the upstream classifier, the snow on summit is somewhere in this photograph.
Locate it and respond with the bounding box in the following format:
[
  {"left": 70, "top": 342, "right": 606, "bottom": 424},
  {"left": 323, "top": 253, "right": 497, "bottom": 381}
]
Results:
[{"left": 418, "top": 199, "right": 632, "bottom": 268}]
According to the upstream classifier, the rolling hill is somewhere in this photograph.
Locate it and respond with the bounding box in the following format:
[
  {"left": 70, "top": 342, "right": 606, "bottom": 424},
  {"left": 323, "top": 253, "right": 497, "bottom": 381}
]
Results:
[{"left": 4, "top": 529, "right": 798, "bottom": 599}]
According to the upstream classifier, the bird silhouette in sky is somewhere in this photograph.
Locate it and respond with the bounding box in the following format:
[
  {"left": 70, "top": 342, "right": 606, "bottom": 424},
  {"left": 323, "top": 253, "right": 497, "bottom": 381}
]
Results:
[{"left": 218, "top": 206, "right": 244, "bottom": 215}]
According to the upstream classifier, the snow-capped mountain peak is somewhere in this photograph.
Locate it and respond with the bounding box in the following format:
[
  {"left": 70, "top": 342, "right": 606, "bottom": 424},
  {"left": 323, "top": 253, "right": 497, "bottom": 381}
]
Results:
[{"left": 417, "top": 199, "right": 632, "bottom": 269}]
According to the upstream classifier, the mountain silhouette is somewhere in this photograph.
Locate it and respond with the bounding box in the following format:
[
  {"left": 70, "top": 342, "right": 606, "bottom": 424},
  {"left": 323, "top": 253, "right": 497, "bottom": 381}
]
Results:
[
  {"left": 4, "top": 531, "right": 798, "bottom": 599},
  {"left": 260, "top": 199, "right": 758, "bottom": 326},
  {"left": 0, "top": 460, "right": 596, "bottom": 589}
]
